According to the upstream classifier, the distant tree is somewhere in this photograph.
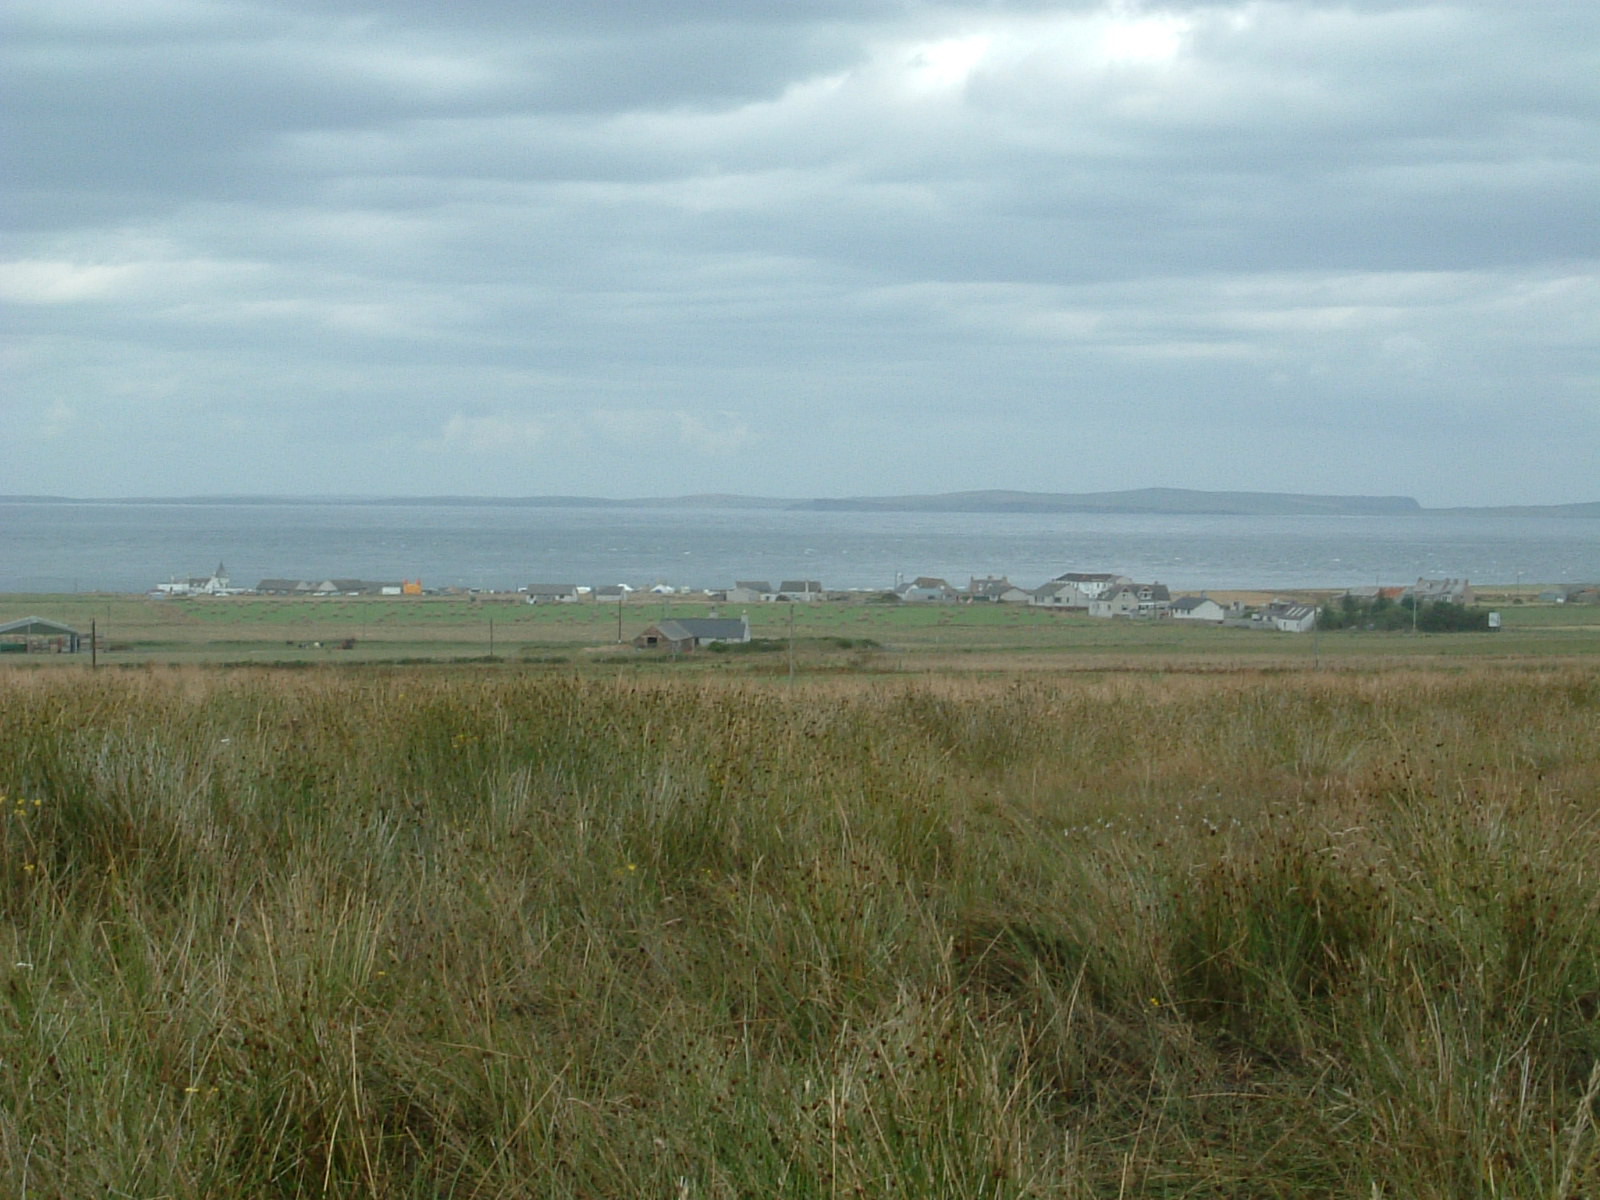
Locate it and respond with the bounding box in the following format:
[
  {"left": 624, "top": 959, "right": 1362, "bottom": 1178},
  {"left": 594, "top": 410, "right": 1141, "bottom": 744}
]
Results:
[
  {"left": 1416, "top": 601, "right": 1490, "bottom": 632},
  {"left": 1321, "top": 595, "right": 1488, "bottom": 633}
]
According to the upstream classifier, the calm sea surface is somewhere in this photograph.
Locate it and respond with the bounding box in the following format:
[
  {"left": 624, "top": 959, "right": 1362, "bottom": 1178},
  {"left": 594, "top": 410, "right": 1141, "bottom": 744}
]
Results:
[{"left": 1, "top": 502, "right": 1595, "bottom": 594}]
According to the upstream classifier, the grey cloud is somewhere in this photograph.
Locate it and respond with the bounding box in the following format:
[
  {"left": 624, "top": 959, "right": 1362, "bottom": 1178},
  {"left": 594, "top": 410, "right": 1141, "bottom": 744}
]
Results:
[{"left": 3, "top": 0, "right": 1596, "bottom": 503}]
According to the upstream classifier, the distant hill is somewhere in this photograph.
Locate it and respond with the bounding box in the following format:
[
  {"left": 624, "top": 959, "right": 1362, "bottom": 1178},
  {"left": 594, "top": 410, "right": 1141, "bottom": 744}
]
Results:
[
  {"left": 801, "top": 488, "right": 1425, "bottom": 516},
  {"left": 3, "top": 490, "right": 1596, "bottom": 516},
  {"left": 1430, "top": 501, "right": 1600, "bottom": 518}
]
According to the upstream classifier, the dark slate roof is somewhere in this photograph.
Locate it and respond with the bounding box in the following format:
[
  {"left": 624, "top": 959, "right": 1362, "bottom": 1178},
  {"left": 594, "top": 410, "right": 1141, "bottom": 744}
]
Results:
[
  {"left": 0, "top": 616, "right": 81, "bottom": 637},
  {"left": 659, "top": 618, "right": 747, "bottom": 641},
  {"left": 968, "top": 576, "right": 1014, "bottom": 594},
  {"left": 1265, "top": 603, "right": 1318, "bottom": 619}
]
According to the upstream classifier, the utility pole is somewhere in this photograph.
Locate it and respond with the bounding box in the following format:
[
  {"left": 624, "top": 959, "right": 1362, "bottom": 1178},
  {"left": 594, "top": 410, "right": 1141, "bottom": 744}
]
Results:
[
  {"left": 91, "top": 619, "right": 97, "bottom": 670},
  {"left": 617, "top": 590, "right": 624, "bottom": 643},
  {"left": 788, "top": 601, "right": 796, "bottom": 682}
]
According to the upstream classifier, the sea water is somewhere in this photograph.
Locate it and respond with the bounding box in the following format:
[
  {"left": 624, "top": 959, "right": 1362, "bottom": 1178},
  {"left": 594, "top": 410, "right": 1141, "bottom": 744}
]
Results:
[{"left": 1, "top": 501, "right": 1595, "bottom": 594}]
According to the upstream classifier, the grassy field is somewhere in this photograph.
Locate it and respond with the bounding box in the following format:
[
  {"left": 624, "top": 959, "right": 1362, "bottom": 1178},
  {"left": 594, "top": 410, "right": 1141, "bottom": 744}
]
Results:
[
  {"left": 4, "top": 590, "right": 1599, "bottom": 670},
  {"left": 2, "top": 662, "right": 1598, "bottom": 1196}
]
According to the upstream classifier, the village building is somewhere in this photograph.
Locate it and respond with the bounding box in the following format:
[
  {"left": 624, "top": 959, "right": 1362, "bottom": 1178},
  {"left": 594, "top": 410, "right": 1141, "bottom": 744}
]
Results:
[
  {"left": 1089, "top": 583, "right": 1171, "bottom": 618},
  {"left": 967, "top": 577, "right": 1030, "bottom": 603},
  {"left": 1341, "top": 585, "right": 1406, "bottom": 601},
  {"left": 775, "top": 580, "right": 824, "bottom": 602},
  {"left": 632, "top": 615, "right": 751, "bottom": 653},
  {"left": 0, "top": 616, "right": 84, "bottom": 653},
  {"left": 317, "top": 579, "right": 403, "bottom": 596},
  {"left": 1259, "top": 601, "right": 1319, "bottom": 633},
  {"left": 1406, "top": 578, "right": 1476, "bottom": 606},
  {"left": 1052, "top": 572, "right": 1128, "bottom": 599},
  {"left": 1029, "top": 581, "right": 1080, "bottom": 608},
  {"left": 1030, "top": 572, "right": 1131, "bottom": 609},
  {"left": 895, "top": 577, "right": 958, "bottom": 602},
  {"left": 1170, "top": 595, "right": 1226, "bottom": 623},
  {"left": 153, "top": 563, "right": 233, "bottom": 596}
]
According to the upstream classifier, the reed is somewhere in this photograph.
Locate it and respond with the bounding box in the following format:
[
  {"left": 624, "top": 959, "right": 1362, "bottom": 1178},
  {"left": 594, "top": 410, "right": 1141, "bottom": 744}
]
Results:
[{"left": 2, "top": 665, "right": 1596, "bottom": 1196}]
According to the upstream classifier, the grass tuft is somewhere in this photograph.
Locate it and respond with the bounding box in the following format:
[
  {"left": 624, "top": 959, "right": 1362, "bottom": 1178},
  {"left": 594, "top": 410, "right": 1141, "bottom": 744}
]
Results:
[{"left": 1, "top": 664, "right": 1597, "bottom": 1195}]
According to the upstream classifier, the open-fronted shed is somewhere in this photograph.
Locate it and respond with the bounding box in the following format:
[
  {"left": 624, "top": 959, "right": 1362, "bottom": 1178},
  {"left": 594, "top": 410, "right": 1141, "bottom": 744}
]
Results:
[{"left": 0, "top": 616, "right": 84, "bottom": 652}]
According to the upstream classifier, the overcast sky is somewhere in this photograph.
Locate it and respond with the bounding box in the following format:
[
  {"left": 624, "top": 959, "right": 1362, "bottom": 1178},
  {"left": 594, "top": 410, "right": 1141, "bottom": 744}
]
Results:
[{"left": 3, "top": 0, "right": 1596, "bottom": 505}]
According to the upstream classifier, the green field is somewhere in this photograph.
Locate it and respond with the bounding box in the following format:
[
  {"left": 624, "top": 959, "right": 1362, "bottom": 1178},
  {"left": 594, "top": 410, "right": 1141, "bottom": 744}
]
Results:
[
  {"left": 4, "top": 591, "right": 1599, "bottom": 670},
  {"left": 2, "top": 664, "right": 1598, "bottom": 1196}
]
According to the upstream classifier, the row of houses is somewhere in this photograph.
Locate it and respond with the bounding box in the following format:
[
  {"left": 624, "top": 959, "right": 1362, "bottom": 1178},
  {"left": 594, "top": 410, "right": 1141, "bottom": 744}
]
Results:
[
  {"left": 1339, "top": 579, "right": 1475, "bottom": 606},
  {"left": 152, "top": 563, "right": 240, "bottom": 596},
  {"left": 150, "top": 561, "right": 1484, "bottom": 638},
  {"left": 888, "top": 572, "right": 1485, "bottom": 633},
  {"left": 894, "top": 572, "right": 1203, "bottom": 620},
  {"left": 153, "top": 566, "right": 427, "bottom": 597},
  {"left": 255, "top": 578, "right": 423, "bottom": 596}
]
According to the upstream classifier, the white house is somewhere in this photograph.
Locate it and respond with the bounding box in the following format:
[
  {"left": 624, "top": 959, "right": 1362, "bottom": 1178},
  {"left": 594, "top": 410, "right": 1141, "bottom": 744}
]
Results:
[
  {"left": 1262, "top": 601, "right": 1318, "bottom": 633},
  {"left": 896, "top": 577, "right": 958, "bottom": 602},
  {"left": 1052, "top": 572, "right": 1127, "bottom": 599},
  {"left": 1029, "top": 582, "right": 1080, "bottom": 608},
  {"left": 1032, "top": 573, "right": 1131, "bottom": 609},
  {"left": 968, "top": 577, "right": 1030, "bottom": 603},
  {"left": 776, "top": 580, "right": 824, "bottom": 601},
  {"left": 1089, "top": 587, "right": 1140, "bottom": 618},
  {"left": 1089, "top": 583, "right": 1170, "bottom": 618},
  {"left": 153, "top": 562, "right": 233, "bottom": 596},
  {"left": 1171, "top": 596, "right": 1226, "bottom": 623},
  {"left": 525, "top": 584, "right": 581, "bottom": 603}
]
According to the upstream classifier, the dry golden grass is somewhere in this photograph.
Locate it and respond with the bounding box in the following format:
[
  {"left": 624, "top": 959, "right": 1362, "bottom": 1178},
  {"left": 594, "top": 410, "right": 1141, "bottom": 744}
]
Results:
[{"left": 2, "top": 663, "right": 1597, "bottom": 1196}]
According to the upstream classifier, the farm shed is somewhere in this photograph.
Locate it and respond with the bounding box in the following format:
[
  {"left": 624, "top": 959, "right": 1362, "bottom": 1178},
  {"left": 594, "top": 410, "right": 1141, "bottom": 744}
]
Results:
[
  {"left": 524, "top": 584, "right": 580, "bottom": 603},
  {"left": 633, "top": 616, "right": 751, "bottom": 653},
  {"left": 0, "top": 616, "right": 84, "bottom": 653}
]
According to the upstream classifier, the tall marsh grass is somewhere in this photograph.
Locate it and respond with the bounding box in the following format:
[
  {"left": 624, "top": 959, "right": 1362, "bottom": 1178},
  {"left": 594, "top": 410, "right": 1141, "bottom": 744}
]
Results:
[{"left": 2, "top": 665, "right": 1598, "bottom": 1197}]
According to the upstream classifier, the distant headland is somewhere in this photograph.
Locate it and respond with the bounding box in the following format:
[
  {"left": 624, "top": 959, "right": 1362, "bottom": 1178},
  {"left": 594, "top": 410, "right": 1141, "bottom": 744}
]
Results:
[{"left": 4, "top": 488, "right": 1597, "bottom": 518}]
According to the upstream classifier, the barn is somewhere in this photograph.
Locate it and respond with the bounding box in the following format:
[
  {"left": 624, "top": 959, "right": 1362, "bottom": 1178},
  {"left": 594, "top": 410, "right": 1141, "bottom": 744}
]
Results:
[
  {"left": 0, "top": 616, "right": 84, "bottom": 653},
  {"left": 633, "top": 616, "right": 751, "bottom": 652}
]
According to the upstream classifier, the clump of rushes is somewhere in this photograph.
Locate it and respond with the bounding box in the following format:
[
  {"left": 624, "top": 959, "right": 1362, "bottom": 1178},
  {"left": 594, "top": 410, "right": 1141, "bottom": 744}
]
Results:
[{"left": 0, "top": 663, "right": 1596, "bottom": 1197}]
